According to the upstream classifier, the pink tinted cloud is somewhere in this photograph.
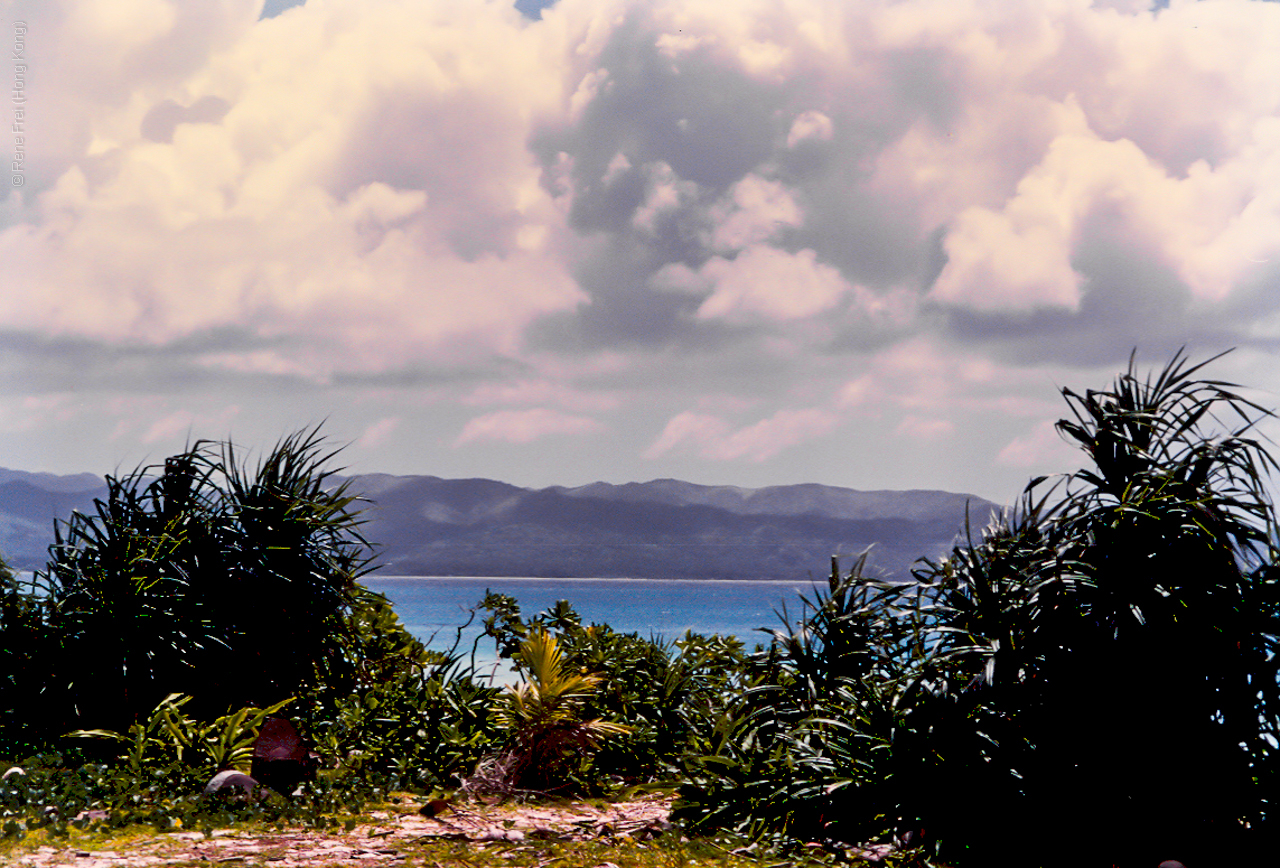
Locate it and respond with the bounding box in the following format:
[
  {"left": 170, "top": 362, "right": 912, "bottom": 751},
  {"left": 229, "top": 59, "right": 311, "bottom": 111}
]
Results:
[
  {"left": 454, "top": 407, "right": 606, "bottom": 446},
  {"left": 462, "top": 379, "right": 619, "bottom": 413},
  {"left": 5, "top": 0, "right": 1280, "bottom": 497},
  {"left": 695, "top": 246, "right": 853, "bottom": 323},
  {"left": 1, "top": 0, "right": 581, "bottom": 373},
  {"left": 139, "top": 404, "right": 242, "bottom": 445},
  {"left": 647, "top": 407, "right": 840, "bottom": 463},
  {"left": 355, "top": 416, "right": 400, "bottom": 450},
  {"left": 997, "top": 418, "right": 1079, "bottom": 470},
  {"left": 9, "top": 0, "right": 1280, "bottom": 357}
]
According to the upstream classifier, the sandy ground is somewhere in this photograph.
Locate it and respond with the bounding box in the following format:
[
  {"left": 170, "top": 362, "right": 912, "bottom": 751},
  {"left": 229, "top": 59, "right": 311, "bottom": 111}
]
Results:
[{"left": 9, "top": 796, "right": 676, "bottom": 868}]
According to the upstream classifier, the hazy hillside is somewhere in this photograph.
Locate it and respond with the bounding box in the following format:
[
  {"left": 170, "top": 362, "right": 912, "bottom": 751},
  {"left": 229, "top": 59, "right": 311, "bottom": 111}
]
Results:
[
  {"left": 351, "top": 475, "right": 1000, "bottom": 581},
  {"left": 0, "top": 468, "right": 1000, "bottom": 580},
  {"left": 0, "top": 474, "right": 108, "bottom": 571}
]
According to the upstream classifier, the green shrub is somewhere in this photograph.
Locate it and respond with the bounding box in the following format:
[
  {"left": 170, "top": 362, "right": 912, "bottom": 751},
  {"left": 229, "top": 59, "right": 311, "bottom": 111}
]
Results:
[
  {"left": 29, "top": 428, "right": 374, "bottom": 736},
  {"left": 0, "top": 747, "right": 389, "bottom": 842},
  {"left": 467, "top": 629, "right": 630, "bottom": 794},
  {"left": 478, "top": 594, "right": 752, "bottom": 787},
  {"left": 677, "top": 351, "right": 1280, "bottom": 867},
  {"left": 675, "top": 555, "right": 898, "bottom": 852},
  {"left": 299, "top": 588, "right": 501, "bottom": 792},
  {"left": 66, "top": 692, "right": 296, "bottom": 780},
  {"left": 0, "top": 561, "right": 54, "bottom": 759}
]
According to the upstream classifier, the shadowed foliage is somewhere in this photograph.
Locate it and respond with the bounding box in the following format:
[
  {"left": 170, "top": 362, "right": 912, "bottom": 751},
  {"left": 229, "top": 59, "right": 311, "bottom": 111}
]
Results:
[
  {"left": 0, "top": 554, "right": 49, "bottom": 755},
  {"left": 677, "top": 350, "right": 1280, "bottom": 866},
  {"left": 23, "top": 428, "right": 375, "bottom": 734}
]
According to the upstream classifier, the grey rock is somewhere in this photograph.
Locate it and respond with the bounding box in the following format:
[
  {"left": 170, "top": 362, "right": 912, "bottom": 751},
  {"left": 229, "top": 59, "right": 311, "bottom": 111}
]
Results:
[
  {"left": 202, "top": 770, "right": 260, "bottom": 800},
  {"left": 73, "top": 809, "right": 110, "bottom": 823}
]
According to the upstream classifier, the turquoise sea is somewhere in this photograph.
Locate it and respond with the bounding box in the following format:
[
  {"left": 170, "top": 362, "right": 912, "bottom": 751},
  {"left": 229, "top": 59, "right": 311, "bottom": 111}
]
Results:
[{"left": 361, "top": 576, "right": 822, "bottom": 679}]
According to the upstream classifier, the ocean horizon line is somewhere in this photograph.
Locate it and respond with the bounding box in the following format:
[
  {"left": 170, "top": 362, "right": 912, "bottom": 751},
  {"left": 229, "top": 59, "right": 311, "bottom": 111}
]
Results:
[{"left": 365, "top": 574, "right": 820, "bottom": 585}]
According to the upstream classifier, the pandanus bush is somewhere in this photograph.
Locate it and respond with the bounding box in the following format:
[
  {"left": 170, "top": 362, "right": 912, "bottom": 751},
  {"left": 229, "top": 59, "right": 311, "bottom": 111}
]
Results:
[
  {"left": 676, "top": 554, "right": 898, "bottom": 850},
  {"left": 679, "top": 350, "right": 1280, "bottom": 866},
  {"left": 30, "top": 427, "right": 376, "bottom": 736},
  {"left": 0, "top": 556, "right": 51, "bottom": 757},
  {"left": 898, "top": 350, "right": 1280, "bottom": 865}
]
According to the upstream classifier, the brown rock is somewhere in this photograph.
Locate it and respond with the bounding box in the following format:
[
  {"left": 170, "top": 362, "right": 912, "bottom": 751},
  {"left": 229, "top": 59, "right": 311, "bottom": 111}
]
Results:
[{"left": 250, "top": 717, "right": 317, "bottom": 795}]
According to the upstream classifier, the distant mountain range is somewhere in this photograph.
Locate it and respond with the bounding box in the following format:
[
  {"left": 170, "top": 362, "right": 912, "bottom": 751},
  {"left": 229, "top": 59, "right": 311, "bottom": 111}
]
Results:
[{"left": 0, "top": 468, "right": 1001, "bottom": 581}]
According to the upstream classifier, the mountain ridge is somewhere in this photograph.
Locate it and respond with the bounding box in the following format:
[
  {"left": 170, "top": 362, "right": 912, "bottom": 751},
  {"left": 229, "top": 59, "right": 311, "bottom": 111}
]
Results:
[{"left": 0, "top": 468, "right": 1000, "bottom": 580}]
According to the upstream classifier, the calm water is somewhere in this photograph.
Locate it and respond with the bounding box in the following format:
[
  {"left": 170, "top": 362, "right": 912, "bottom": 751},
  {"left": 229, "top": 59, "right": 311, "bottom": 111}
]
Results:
[{"left": 361, "top": 576, "right": 820, "bottom": 671}]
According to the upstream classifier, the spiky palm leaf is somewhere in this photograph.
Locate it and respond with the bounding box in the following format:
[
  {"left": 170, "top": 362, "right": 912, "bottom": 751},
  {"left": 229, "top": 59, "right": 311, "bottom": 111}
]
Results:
[
  {"left": 479, "top": 630, "right": 628, "bottom": 793},
  {"left": 38, "top": 427, "right": 375, "bottom": 731},
  {"left": 904, "top": 349, "right": 1280, "bottom": 864}
]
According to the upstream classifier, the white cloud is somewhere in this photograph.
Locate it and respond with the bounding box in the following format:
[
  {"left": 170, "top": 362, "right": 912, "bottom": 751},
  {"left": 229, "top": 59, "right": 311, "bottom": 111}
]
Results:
[
  {"left": 643, "top": 411, "right": 730, "bottom": 460},
  {"left": 355, "top": 416, "right": 400, "bottom": 450},
  {"left": 895, "top": 415, "right": 955, "bottom": 443},
  {"left": 463, "top": 379, "right": 619, "bottom": 413},
  {"left": 6, "top": 0, "right": 1280, "bottom": 504},
  {"left": 632, "top": 161, "right": 700, "bottom": 234},
  {"left": 646, "top": 406, "right": 839, "bottom": 462},
  {"left": 708, "top": 174, "right": 804, "bottom": 252},
  {"left": 696, "top": 245, "right": 852, "bottom": 323},
  {"left": 931, "top": 122, "right": 1280, "bottom": 312},
  {"left": 455, "top": 407, "right": 606, "bottom": 446},
  {"left": 997, "top": 418, "right": 1078, "bottom": 470},
  {"left": 786, "top": 110, "right": 833, "bottom": 148},
  {"left": 2, "top": 0, "right": 580, "bottom": 375},
  {"left": 65, "top": 0, "right": 178, "bottom": 62},
  {"left": 139, "top": 404, "right": 242, "bottom": 445}
]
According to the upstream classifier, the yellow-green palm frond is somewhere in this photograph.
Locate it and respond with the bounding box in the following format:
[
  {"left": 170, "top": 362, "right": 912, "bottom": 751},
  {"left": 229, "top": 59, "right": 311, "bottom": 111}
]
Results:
[
  {"left": 519, "top": 629, "right": 601, "bottom": 695},
  {"left": 494, "top": 629, "right": 631, "bottom": 749},
  {"left": 498, "top": 629, "right": 602, "bottom": 731}
]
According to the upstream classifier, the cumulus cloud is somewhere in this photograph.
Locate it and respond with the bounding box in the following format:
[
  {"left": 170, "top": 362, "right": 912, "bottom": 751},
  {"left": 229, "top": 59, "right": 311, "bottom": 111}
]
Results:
[
  {"left": 3, "top": 0, "right": 582, "bottom": 376},
  {"left": 694, "top": 245, "right": 853, "bottom": 323},
  {"left": 786, "top": 110, "right": 834, "bottom": 148},
  {"left": 5, "top": 0, "right": 1280, "bottom": 502},
  {"left": 931, "top": 125, "right": 1280, "bottom": 313},
  {"left": 707, "top": 174, "right": 804, "bottom": 252}
]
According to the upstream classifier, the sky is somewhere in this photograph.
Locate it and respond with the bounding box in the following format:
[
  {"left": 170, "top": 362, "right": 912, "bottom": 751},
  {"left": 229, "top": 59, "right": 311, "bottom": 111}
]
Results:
[{"left": 2, "top": 0, "right": 1280, "bottom": 506}]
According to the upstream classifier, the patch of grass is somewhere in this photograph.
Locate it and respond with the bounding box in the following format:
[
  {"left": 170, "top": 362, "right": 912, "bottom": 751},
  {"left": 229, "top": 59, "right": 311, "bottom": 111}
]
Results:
[
  {"left": 403, "top": 834, "right": 832, "bottom": 868},
  {"left": 0, "top": 821, "right": 172, "bottom": 860}
]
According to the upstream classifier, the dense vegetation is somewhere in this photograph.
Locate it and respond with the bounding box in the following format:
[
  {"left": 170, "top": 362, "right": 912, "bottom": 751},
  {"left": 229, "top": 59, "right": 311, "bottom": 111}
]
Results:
[{"left": 2, "top": 352, "right": 1278, "bottom": 866}]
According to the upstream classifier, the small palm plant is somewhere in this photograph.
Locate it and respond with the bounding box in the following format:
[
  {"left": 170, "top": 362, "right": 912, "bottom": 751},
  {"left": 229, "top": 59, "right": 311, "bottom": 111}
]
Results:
[{"left": 470, "top": 629, "right": 629, "bottom": 794}]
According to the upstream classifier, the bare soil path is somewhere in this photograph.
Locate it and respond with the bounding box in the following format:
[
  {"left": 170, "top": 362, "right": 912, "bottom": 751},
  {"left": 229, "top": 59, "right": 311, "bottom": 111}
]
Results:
[{"left": 9, "top": 796, "right": 678, "bottom": 868}]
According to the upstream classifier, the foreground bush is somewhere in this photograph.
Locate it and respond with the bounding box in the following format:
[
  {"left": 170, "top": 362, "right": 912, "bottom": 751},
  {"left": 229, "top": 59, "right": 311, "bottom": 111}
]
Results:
[
  {"left": 675, "top": 555, "right": 898, "bottom": 851},
  {"left": 677, "top": 351, "right": 1280, "bottom": 866},
  {"left": 0, "top": 429, "right": 496, "bottom": 788},
  {"left": 479, "top": 593, "right": 751, "bottom": 789},
  {"left": 467, "top": 629, "right": 630, "bottom": 794},
  {"left": 1, "top": 428, "right": 378, "bottom": 741},
  {"left": 298, "top": 590, "right": 501, "bottom": 792}
]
